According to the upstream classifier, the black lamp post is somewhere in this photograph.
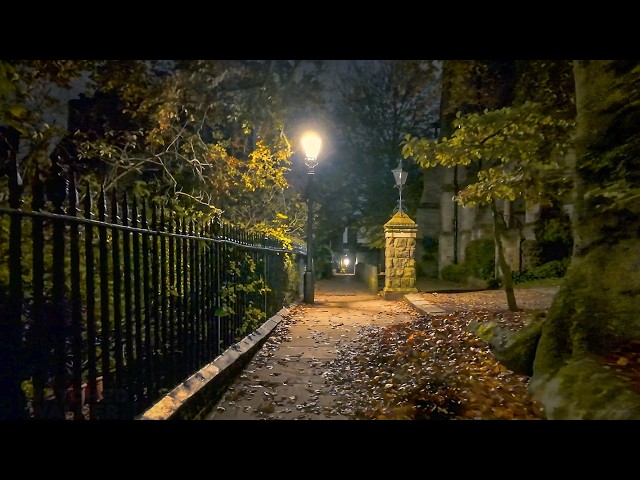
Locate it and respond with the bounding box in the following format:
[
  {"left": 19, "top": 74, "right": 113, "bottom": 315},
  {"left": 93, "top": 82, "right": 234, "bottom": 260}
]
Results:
[
  {"left": 302, "top": 132, "right": 321, "bottom": 303},
  {"left": 391, "top": 159, "right": 408, "bottom": 215}
]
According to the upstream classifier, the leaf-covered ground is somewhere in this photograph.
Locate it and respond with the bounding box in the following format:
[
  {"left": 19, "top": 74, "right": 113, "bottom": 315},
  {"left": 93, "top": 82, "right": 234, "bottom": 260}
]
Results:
[
  {"left": 209, "top": 285, "right": 640, "bottom": 420},
  {"left": 208, "top": 288, "right": 554, "bottom": 420},
  {"left": 318, "top": 287, "right": 640, "bottom": 420},
  {"left": 322, "top": 298, "right": 546, "bottom": 420}
]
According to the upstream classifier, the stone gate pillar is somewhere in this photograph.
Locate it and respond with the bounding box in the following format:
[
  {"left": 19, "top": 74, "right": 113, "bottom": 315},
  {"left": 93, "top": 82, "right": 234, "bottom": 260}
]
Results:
[{"left": 383, "top": 212, "right": 418, "bottom": 300}]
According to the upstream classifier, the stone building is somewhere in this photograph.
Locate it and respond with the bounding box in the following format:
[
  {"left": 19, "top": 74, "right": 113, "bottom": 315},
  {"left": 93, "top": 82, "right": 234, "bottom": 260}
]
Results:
[{"left": 414, "top": 163, "right": 564, "bottom": 282}]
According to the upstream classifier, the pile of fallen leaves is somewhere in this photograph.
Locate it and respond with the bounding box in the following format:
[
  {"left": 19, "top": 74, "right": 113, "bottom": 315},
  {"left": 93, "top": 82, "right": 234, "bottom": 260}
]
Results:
[{"left": 322, "top": 290, "right": 552, "bottom": 420}]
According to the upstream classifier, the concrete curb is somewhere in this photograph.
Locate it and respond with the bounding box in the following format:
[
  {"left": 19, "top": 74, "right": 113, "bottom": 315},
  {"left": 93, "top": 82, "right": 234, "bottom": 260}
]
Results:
[
  {"left": 137, "top": 303, "right": 297, "bottom": 420},
  {"left": 404, "top": 293, "right": 446, "bottom": 315}
]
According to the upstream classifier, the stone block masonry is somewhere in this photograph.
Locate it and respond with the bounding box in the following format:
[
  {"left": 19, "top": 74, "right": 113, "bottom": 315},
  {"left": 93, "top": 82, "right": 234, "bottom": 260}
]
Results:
[{"left": 383, "top": 212, "right": 418, "bottom": 300}]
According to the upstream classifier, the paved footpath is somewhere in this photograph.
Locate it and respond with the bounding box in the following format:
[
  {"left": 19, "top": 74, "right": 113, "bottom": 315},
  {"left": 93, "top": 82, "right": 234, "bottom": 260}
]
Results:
[{"left": 205, "top": 274, "right": 422, "bottom": 420}]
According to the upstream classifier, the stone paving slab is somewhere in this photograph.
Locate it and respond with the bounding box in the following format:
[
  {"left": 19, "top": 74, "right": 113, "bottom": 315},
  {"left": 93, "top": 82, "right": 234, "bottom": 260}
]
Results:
[{"left": 404, "top": 293, "right": 446, "bottom": 315}]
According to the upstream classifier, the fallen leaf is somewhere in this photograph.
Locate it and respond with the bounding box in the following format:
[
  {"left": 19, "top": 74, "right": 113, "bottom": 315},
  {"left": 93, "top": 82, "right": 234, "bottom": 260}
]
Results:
[{"left": 617, "top": 357, "right": 630, "bottom": 366}]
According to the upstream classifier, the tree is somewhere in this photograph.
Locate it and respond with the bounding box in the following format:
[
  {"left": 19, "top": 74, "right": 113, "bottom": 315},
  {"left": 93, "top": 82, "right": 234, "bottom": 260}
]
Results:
[
  {"left": 315, "top": 60, "right": 441, "bottom": 251},
  {"left": 431, "top": 60, "right": 640, "bottom": 418},
  {"left": 0, "top": 60, "right": 325, "bottom": 244},
  {"left": 526, "top": 60, "right": 640, "bottom": 418},
  {"left": 74, "top": 60, "right": 324, "bottom": 241},
  {"left": 433, "top": 60, "right": 518, "bottom": 275},
  {"left": 0, "top": 61, "right": 100, "bottom": 177},
  {"left": 0, "top": 60, "right": 321, "bottom": 418},
  {"left": 403, "top": 61, "right": 575, "bottom": 310},
  {"left": 403, "top": 100, "right": 574, "bottom": 311}
]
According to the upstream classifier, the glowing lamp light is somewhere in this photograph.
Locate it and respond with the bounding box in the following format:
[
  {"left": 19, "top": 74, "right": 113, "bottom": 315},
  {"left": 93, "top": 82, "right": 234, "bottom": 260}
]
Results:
[{"left": 301, "top": 132, "right": 322, "bottom": 169}]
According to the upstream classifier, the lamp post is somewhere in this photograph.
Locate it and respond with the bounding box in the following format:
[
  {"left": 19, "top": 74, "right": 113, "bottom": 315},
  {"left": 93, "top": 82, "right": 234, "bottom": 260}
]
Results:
[
  {"left": 302, "top": 132, "right": 321, "bottom": 303},
  {"left": 391, "top": 159, "right": 408, "bottom": 215}
]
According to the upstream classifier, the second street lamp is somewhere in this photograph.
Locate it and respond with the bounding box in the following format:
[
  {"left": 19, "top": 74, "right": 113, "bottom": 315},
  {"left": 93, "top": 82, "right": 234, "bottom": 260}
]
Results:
[
  {"left": 301, "top": 132, "right": 321, "bottom": 304},
  {"left": 391, "top": 159, "right": 408, "bottom": 216}
]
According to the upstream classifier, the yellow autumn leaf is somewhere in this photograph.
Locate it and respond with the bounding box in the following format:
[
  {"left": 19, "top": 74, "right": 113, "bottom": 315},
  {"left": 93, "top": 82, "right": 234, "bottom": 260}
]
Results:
[
  {"left": 617, "top": 357, "right": 630, "bottom": 366},
  {"left": 8, "top": 104, "right": 26, "bottom": 118}
]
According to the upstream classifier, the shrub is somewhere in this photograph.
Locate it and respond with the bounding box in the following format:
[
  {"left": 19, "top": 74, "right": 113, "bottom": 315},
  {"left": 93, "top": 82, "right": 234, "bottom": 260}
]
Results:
[
  {"left": 531, "top": 259, "right": 569, "bottom": 278},
  {"left": 441, "top": 263, "right": 468, "bottom": 282},
  {"left": 513, "top": 259, "right": 569, "bottom": 284}
]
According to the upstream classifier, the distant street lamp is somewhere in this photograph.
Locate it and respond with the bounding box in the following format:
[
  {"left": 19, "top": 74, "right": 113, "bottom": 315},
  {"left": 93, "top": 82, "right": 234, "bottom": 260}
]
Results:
[
  {"left": 341, "top": 255, "right": 350, "bottom": 273},
  {"left": 302, "top": 132, "right": 321, "bottom": 303},
  {"left": 391, "top": 159, "right": 408, "bottom": 215}
]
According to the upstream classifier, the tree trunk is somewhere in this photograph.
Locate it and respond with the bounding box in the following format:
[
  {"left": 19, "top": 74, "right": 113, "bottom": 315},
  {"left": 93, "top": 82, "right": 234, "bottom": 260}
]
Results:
[
  {"left": 490, "top": 200, "right": 518, "bottom": 311},
  {"left": 528, "top": 60, "right": 640, "bottom": 419}
]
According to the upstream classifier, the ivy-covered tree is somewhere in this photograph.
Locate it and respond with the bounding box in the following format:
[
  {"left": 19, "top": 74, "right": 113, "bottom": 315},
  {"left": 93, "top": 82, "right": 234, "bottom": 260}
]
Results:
[{"left": 526, "top": 60, "right": 640, "bottom": 418}]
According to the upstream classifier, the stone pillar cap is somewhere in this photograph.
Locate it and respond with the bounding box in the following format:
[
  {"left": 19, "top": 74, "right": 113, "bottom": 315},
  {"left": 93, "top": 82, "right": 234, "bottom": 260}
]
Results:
[{"left": 384, "top": 212, "right": 417, "bottom": 228}]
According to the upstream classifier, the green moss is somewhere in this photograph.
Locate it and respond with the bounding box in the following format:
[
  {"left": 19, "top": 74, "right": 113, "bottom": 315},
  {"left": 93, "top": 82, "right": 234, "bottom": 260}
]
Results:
[{"left": 530, "top": 357, "right": 640, "bottom": 419}]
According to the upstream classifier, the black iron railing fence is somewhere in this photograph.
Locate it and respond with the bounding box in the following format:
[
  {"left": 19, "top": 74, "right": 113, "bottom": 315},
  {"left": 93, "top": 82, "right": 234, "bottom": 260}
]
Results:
[{"left": 0, "top": 156, "right": 302, "bottom": 420}]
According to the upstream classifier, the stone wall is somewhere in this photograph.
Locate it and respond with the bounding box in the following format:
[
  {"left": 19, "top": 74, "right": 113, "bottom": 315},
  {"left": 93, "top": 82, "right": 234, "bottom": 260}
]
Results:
[
  {"left": 355, "top": 262, "right": 379, "bottom": 294},
  {"left": 419, "top": 164, "right": 571, "bottom": 279},
  {"left": 415, "top": 165, "right": 446, "bottom": 277}
]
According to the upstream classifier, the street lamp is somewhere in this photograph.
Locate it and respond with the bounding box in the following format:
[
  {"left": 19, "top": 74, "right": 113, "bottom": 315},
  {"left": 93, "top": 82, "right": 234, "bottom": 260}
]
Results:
[
  {"left": 302, "top": 132, "right": 321, "bottom": 303},
  {"left": 391, "top": 159, "right": 408, "bottom": 216}
]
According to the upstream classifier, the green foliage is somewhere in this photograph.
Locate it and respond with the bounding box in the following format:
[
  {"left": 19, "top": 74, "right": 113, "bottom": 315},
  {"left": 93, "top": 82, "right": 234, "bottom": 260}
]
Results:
[
  {"left": 580, "top": 127, "right": 640, "bottom": 216},
  {"left": 1, "top": 60, "right": 316, "bottom": 249},
  {"left": 281, "top": 253, "right": 301, "bottom": 306},
  {"left": 513, "top": 60, "right": 576, "bottom": 114},
  {"left": 441, "top": 61, "right": 518, "bottom": 116},
  {"left": 1, "top": 60, "right": 310, "bottom": 345},
  {"left": 235, "top": 306, "right": 267, "bottom": 339},
  {"left": 440, "top": 263, "right": 468, "bottom": 283},
  {"left": 215, "top": 255, "right": 271, "bottom": 341},
  {"left": 404, "top": 61, "right": 577, "bottom": 312},
  {"left": 0, "top": 214, "right": 9, "bottom": 287},
  {"left": 512, "top": 258, "right": 569, "bottom": 284},
  {"left": 402, "top": 100, "right": 574, "bottom": 208},
  {"left": 314, "top": 244, "right": 334, "bottom": 280},
  {"left": 537, "top": 216, "right": 572, "bottom": 245},
  {"left": 79, "top": 62, "right": 300, "bottom": 234},
  {"left": 0, "top": 60, "right": 96, "bottom": 134},
  {"left": 359, "top": 225, "right": 385, "bottom": 249}
]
